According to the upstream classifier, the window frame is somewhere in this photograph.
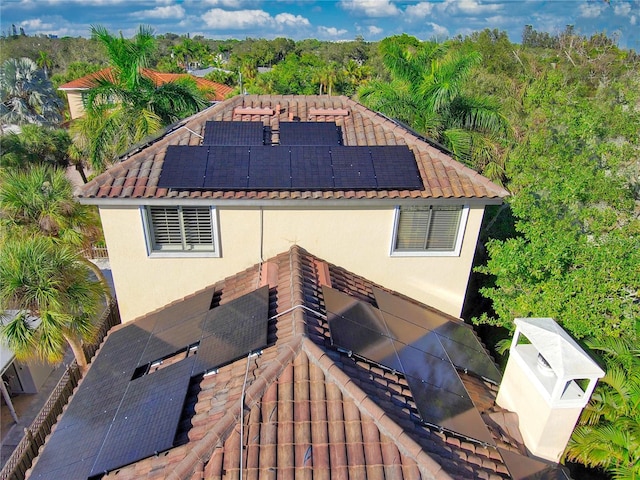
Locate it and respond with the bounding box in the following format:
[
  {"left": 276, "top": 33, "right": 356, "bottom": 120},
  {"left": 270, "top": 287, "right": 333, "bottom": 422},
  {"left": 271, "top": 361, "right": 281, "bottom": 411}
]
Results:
[
  {"left": 142, "top": 205, "right": 220, "bottom": 258},
  {"left": 390, "top": 204, "right": 469, "bottom": 257}
]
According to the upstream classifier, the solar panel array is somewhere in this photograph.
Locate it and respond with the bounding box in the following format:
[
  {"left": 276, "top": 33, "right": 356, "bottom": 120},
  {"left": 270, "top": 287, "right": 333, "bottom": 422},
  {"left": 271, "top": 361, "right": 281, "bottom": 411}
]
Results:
[
  {"left": 157, "top": 121, "right": 424, "bottom": 191},
  {"left": 158, "top": 145, "right": 423, "bottom": 190},
  {"left": 29, "top": 286, "right": 269, "bottom": 480},
  {"left": 323, "top": 285, "right": 501, "bottom": 445}
]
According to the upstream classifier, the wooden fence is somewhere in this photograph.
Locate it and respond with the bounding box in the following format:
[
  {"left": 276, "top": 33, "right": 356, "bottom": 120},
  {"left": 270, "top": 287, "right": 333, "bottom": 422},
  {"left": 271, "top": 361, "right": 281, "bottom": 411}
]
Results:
[
  {"left": 0, "top": 300, "right": 121, "bottom": 480},
  {"left": 82, "top": 245, "right": 109, "bottom": 260}
]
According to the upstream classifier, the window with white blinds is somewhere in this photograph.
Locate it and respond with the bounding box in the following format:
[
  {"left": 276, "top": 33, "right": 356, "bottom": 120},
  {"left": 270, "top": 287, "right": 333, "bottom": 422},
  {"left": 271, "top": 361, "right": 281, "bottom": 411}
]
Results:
[
  {"left": 393, "top": 205, "right": 466, "bottom": 255},
  {"left": 146, "top": 206, "right": 217, "bottom": 253}
]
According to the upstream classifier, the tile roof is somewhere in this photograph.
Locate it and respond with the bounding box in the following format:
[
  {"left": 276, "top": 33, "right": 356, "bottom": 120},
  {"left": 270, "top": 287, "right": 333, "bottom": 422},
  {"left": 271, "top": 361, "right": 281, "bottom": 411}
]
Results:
[
  {"left": 27, "top": 246, "right": 566, "bottom": 480},
  {"left": 57, "top": 68, "right": 234, "bottom": 102},
  {"left": 76, "top": 95, "right": 509, "bottom": 202}
]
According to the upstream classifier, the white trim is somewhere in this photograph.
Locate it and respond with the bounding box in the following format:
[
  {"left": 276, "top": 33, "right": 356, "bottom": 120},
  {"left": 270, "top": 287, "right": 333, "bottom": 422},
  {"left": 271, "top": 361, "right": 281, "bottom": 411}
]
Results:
[
  {"left": 390, "top": 205, "right": 469, "bottom": 257},
  {"left": 141, "top": 206, "right": 221, "bottom": 258}
]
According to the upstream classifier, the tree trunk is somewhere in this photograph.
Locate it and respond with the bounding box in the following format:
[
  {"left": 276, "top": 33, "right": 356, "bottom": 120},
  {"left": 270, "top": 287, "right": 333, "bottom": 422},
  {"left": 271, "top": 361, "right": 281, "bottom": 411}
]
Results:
[
  {"left": 80, "top": 256, "right": 112, "bottom": 303},
  {"left": 64, "top": 333, "right": 88, "bottom": 372},
  {"left": 75, "top": 162, "right": 89, "bottom": 184}
]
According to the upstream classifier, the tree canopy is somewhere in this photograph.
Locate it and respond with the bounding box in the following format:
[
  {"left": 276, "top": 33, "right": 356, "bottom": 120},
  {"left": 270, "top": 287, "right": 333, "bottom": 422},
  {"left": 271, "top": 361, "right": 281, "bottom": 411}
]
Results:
[{"left": 0, "top": 57, "right": 63, "bottom": 126}]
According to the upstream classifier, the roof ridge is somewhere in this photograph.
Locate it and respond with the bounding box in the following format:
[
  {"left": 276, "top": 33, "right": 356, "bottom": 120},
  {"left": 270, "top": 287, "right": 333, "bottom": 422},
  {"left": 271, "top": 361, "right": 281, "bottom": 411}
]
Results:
[
  {"left": 301, "top": 338, "right": 454, "bottom": 480},
  {"left": 166, "top": 336, "right": 304, "bottom": 480}
]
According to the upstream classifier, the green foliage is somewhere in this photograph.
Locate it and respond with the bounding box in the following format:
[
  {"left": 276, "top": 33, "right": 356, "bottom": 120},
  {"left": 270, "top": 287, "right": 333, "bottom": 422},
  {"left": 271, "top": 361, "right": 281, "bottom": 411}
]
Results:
[
  {"left": 358, "top": 36, "right": 510, "bottom": 181},
  {"left": 0, "top": 236, "right": 105, "bottom": 366},
  {"left": 475, "top": 47, "right": 640, "bottom": 341},
  {"left": 0, "top": 124, "right": 71, "bottom": 169},
  {"left": 50, "top": 61, "right": 102, "bottom": 88},
  {"left": 72, "top": 25, "right": 207, "bottom": 171},
  {"left": 0, "top": 164, "right": 102, "bottom": 248},
  {"left": 0, "top": 57, "right": 63, "bottom": 126},
  {"left": 565, "top": 337, "right": 640, "bottom": 479}
]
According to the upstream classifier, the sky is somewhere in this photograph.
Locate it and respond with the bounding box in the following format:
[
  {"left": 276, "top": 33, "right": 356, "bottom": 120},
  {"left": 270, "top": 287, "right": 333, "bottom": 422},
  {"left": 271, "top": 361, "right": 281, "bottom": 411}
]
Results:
[{"left": 1, "top": 0, "right": 638, "bottom": 49}]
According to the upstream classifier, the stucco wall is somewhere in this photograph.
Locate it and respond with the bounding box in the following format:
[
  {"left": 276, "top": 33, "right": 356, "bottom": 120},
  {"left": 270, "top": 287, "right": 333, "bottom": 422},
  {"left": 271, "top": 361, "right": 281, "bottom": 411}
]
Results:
[
  {"left": 497, "top": 354, "right": 582, "bottom": 462},
  {"left": 64, "top": 91, "right": 86, "bottom": 119},
  {"left": 99, "top": 205, "right": 484, "bottom": 322}
]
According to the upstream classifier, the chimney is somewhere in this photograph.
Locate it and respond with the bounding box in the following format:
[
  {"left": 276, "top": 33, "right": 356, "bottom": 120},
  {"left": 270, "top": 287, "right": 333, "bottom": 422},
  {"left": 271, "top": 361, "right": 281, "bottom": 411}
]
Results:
[{"left": 496, "top": 318, "right": 604, "bottom": 462}]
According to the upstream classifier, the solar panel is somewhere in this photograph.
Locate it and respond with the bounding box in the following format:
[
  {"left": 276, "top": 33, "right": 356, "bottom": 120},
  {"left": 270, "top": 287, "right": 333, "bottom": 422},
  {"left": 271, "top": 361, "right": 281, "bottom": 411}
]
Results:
[
  {"left": 157, "top": 145, "right": 208, "bottom": 189},
  {"left": 203, "top": 121, "right": 266, "bottom": 146},
  {"left": 373, "top": 287, "right": 501, "bottom": 383},
  {"left": 369, "top": 146, "right": 423, "bottom": 190},
  {"left": 248, "top": 147, "right": 291, "bottom": 189},
  {"left": 406, "top": 374, "right": 495, "bottom": 444},
  {"left": 203, "top": 146, "right": 251, "bottom": 189},
  {"left": 194, "top": 285, "right": 269, "bottom": 374},
  {"left": 91, "top": 358, "right": 195, "bottom": 475},
  {"left": 324, "top": 285, "right": 498, "bottom": 444},
  {"left": 331, "top": 147, "right": 378, "bottom": 189},
  {"left": 279, "top": 122, "right": 342, "bottom": 146},
  {"left": 137, "top": 313, "right": 206, "bottom": 367},
  {"left": 324, "top": 287, "right": 402, "bottom": 370},
  {"left": 290, "top": 146, "right": 334, "bottom": 190},
  {"left": 29, "top": 285, "right": 270, "bottom": 478}
]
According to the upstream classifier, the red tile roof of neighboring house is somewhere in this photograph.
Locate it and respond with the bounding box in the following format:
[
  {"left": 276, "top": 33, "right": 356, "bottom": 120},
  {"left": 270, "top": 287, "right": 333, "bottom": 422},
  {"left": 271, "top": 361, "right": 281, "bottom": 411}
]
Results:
[
  {"left": 27, "top": 246, "right": 567, "bottom": 480},
  {"left": 75, "top": 95, "right": 510, "bottom": 203},
  {"left": 57, "top": 67, "right": 234, "bottom": 102}
]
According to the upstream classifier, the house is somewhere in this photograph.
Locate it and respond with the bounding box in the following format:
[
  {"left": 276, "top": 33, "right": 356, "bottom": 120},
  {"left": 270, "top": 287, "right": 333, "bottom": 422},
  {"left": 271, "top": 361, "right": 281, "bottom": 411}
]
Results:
[
  {"left": 1, "top": 312, "right": 56, "bottom": 423},
  {"left": 58, "top": 68, "right": 234, "bottom": 120},
  {"left": 26, "top": 246, "right": 581, "bottom": 480},
  {"left": 76, "top": 95, "right": 509, "bottom": 323}
]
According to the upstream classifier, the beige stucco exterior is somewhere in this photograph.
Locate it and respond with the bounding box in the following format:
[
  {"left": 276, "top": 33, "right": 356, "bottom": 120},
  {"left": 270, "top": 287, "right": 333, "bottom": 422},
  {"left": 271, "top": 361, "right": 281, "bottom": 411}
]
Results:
[
  {"left": 61, "top": 91, "right": 86, "bottom": 120},
  {"left": 497, "top": 353, "right": 584, "bottom": 462},
  {"left": 99, "top": 204, "right": 485, "bottom": 322}
]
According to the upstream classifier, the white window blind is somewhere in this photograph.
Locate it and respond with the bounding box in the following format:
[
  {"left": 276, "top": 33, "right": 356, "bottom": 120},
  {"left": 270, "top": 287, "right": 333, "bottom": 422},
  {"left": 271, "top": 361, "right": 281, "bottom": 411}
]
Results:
[
  {"left": 148, "top": 206, "right": 215, "bottom": 252},
  {"left": 394, "top": 205, "right": 463, "bottom": 253}
]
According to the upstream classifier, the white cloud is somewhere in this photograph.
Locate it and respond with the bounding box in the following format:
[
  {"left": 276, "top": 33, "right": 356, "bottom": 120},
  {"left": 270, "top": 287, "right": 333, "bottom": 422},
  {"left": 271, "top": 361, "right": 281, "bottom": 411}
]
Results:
[
  {"left": 274, "top": 13, "right": 310, "bottom": 27},
  {"left": 339, "top": 0, "right": 400, "bottom": 17},
  {"left": 19, "top": 18, "right": 56, "bottom": 30},
  {"left": 578, "top": 2, "right": 604, "bottom": 18},
  {"left": 140, "top": 5, "right": 185, "bottom": 19},
  {"left": 429, "top": 22, "right": 450, "bottom": 38},
  {"left": 200, "top": 0, "right": 252, "bottom": 7},
  {"left": 405, "top": 2, "right": 434, "bottom": 19},
  {"left": 368, "top": 25, "right": 383, "bottom": 35},
  {"left": 631, "top": 15, "right": 637, "bottom": 25},
  {"left": 437, "top": 0, "right": 502, "bottom": 15},
  {"left": 318, "top": 25, "right": 348, "bottom": 37},
  {"left": 485, "top": 15, "right": 509, "bottom": 26},
  {"left": 613, "top": 2, "right": 631, "bottom": 16},
  {"left": 202, "top": 8, "right": 272, "bottom": 29}
]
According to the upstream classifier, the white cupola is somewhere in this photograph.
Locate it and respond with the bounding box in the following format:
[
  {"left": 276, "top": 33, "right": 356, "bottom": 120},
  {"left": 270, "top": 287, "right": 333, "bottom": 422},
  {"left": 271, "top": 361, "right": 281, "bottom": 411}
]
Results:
[{"left": 496, "top": 318, "right": 605, "bottom": 462}]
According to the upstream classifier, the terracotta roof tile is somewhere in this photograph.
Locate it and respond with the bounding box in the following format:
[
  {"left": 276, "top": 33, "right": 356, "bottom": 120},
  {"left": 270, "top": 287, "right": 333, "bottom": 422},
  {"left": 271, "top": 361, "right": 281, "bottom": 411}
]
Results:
[
  {"left": 58, "top": 68, "right": 233, "bottom": 101},
  {"left": 27, "top": 246, "right": 571, "bottom": 480},
  {"left": 77, "top": 95, "right": 509, "bottom": 202}
]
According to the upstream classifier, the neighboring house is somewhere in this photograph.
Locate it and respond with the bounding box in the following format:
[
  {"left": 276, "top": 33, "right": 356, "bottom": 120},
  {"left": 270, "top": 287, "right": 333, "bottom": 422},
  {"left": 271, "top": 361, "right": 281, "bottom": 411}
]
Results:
[
  {"left": 27, "top": 246, "right": 594, "bottom": 479},
  {"left": 76, "top": 95, "right": 509, "bottom": 323},
  {"left": 1, "top": 312, "right": 56, "bottom": 422},
  {"left": 58, "top": 68, "right": 234, "bottom": 120}
]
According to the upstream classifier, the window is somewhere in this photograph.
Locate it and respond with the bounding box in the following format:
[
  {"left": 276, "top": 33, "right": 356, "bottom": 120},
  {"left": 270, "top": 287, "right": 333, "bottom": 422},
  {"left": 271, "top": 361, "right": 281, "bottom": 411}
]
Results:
[
  {"left": 143, "top": 206, "right": 219, "bottom": 255},
  {"left": 392, "top": 205, "right": 468, "bottom": 256}
]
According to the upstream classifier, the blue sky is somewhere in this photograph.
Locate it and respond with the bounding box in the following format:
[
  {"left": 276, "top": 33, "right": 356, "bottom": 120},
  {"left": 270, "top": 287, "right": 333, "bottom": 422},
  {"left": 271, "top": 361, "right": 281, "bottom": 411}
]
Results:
[{"left": 1, "top": 0, "right": 638, "bottom": 49}]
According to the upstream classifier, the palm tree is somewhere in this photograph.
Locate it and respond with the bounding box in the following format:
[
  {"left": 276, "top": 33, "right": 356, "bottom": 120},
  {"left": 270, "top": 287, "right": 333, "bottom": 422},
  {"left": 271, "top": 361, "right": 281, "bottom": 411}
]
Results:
[
  {"left": 0, "top": 236, "right": 105, "bottom": 371},
  {"left": 565, "top": 337, "right": 640, "bottom": 479},
  {"left": 0, "top": 57, "right": 63, "bottom": 126},
  {"left": 0, "top": 124, "right": 71, "bottom": 169},
  {"left": 72, "top": 25, "right": 207, "bottom": 172},
  {"left": 0, "top": 165, "right": 110, "bottom": 299},
  {"left": 358, "top": 37, "right": 509, "bottom": 181},
  {"left": 36, "top": 50, "right": 54, "bottom": 79}
]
